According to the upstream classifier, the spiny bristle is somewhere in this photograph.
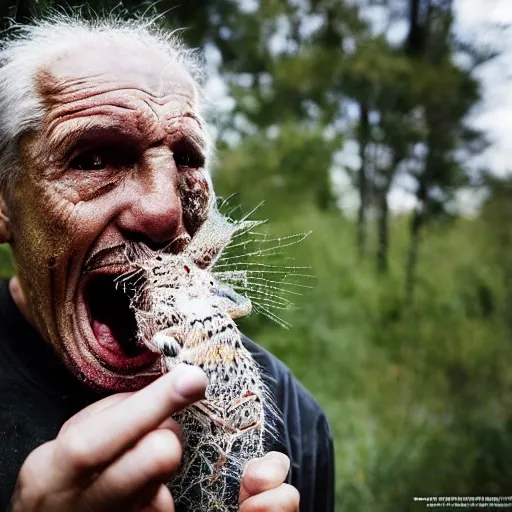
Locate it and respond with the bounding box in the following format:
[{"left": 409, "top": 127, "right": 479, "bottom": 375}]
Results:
[{"left": 116, "top": 198, "right": 305, "bottom": 511}]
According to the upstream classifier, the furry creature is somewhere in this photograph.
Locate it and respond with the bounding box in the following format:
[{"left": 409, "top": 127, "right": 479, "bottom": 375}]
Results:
[{"left": 121, "top": 206, "right": 275, "bottom": 511}]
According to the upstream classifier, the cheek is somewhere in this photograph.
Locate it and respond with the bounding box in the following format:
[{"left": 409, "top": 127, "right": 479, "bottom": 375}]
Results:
[
  {"left": 11, "top": 177, "right": 122, "bottom": 290},
  {"left": 11, "top": 180, "right": 75, "bottom": 265},
  {"left": 179, "top": 170, "right": 211, "bottom": 236},
  {"left": 8, "top": 186, "right": 79, "bottom": 345},
  {"left": 14, "top": 185, "right": 90, "bottom": 261}
]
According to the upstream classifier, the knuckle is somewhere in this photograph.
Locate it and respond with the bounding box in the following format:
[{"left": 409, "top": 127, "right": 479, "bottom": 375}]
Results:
[
  {"left": 15, "top": 466, "right": 39, "bottom": 499},
  {"left": 145, "top": 429, "right": 182, "bottom": 474},
  {"left": 14, "top": 449, "right": 54, "bottom": 508},
  {"left": 57, "top": 426, "right": 93, "bottom": 470},
  {"left": 20, "top": 445, "right": 45, "bottom": 472},
  {"left": 58, "top": 418, "right": 72, "bottom": 436},
  {"left": 19, "top": 442, "right": 53, "bottom": 481}
]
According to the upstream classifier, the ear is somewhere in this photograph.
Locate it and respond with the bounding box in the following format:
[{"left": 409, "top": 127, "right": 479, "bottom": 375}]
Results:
[
  {"left": 0, "top": 195, "right": 12, "bottom": 243},
  {"left": 9, "top": 277, "right": 33, "bottom": 326}
]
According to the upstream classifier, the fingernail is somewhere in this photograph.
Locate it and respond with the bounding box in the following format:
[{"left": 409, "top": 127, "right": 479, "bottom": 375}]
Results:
[
  {"left": 266, "top": 451, "right": 290, "bottom": 473},
  {"left": 172, "top": 364, "right": 208, "bottom": 398}
]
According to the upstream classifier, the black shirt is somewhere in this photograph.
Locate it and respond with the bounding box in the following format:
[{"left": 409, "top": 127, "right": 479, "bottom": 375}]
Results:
[{"left": 0, "top": 280, "right": 334, "bottom": 511}]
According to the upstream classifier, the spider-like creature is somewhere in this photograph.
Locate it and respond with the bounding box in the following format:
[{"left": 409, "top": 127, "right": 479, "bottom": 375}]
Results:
[{"left": 121, "top": 206, "right": 276, "bottom": 512}]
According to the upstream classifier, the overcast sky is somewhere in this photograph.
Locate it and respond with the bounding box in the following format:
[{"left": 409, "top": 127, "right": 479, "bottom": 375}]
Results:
[
  {"left": 343, "top": 0, "right": 512, "bottom": 213},
  {"left": 207, "top": 1, "right": 512, "bottom": 213},
  {"left": 455, "top": 0, "right": 512, "bottom": 177}
]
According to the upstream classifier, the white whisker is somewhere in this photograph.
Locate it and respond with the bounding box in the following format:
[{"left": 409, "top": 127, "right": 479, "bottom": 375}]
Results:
[
  {"left": 214, "top": 262, "right": 310, "bottom": 270},
  {"left": 239, "top": 288, "right": 294, "bottom": 305},
  {"left": 246, "top": 277, "right": 313, "bottom": 289},
  {"left": 234, "top": 282, "right": 303, "bottom": 298},
  {"left": 252, "top": 304, "right": 291, "bottom": 329},
  {"left": 239, "top": 201, "right": 265, "bottom": 222}
]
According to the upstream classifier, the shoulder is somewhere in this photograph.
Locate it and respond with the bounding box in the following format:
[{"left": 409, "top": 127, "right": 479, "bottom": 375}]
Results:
[
  {"left": 242, "top": 334, "right": 330, "bottom": 429},
  {"left": 242, "top": 335, "right": 335, "bottom": 512}
]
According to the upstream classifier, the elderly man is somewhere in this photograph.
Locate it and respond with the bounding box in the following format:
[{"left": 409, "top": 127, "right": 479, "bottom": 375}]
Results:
[{"left": 0, "top": 13, "right": 334, "bottom": 512}]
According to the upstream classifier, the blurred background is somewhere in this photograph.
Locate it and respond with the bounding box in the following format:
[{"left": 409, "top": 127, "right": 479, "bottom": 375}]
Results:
[{"left": 2, "top": 0, "right": 512, "bottom": 509}]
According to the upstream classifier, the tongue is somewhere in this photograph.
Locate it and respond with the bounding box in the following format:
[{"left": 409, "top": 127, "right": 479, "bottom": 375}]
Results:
[
  {"left": 93, "top": 319, "right": 119, "bottom": 350},
  {"left": 90, "top": 315, "right": 158, "bottom": 370}
]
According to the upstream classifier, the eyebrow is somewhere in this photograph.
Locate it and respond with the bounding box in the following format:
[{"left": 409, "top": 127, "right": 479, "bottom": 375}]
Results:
[
  {"left": 48, "top": 124, "right": 139, "bottom": 160},
  {"left": 48, "top": 120, "right": 208, "bottom": 163}
]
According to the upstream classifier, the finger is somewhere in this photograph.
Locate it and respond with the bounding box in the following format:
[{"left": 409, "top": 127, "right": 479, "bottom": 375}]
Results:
[
  {"left": 140, "top": 484, "right": 175, "bottom": 512},
  {"left": 59, "top": 393, "right": 132, "bottom": 435},
  {"left": 55, "top": 364, "right": 207, "bottom": 479},
  {"left": 61, "top": 396, "right": 179, "bottom": 437},
  {"left": 239, "top": 484, "right": 300, "bottom": 512},
  {"left": 240, "top": 452, "right": 290, "bottom": 503},
  {"left": 87, "top": 428, "right": 181, "bottom": 509},
  {"left": 156, "top": 417, "right": 183, "bottom": 443}
]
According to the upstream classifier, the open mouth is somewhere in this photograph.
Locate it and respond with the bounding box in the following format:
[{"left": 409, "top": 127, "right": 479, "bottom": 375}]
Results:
[{"left": 81, "top": 269, "right": 160, "bottom": 373}]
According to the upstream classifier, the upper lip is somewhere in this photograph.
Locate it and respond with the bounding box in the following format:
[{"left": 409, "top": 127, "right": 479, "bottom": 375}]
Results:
[
  {"left": 83, "top": 236, "right": 191, "bottom": 275},
  {"left": 83, "top": 244, "right": 131, "bottom": 274}
]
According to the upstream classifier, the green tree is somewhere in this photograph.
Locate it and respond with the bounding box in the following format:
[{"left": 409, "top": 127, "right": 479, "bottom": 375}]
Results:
[{"left": 403, "top": 0, "right": 483, "bottom": 300}]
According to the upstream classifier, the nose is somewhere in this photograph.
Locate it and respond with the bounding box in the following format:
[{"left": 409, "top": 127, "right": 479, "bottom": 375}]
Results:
[{"left": 116, "top": 148, "right": 186, "bottom": 250}]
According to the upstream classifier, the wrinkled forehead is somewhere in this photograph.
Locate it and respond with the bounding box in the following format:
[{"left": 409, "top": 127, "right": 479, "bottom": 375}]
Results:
[{"left": 36, "top": 39, "right": 197, "bottom": 103}]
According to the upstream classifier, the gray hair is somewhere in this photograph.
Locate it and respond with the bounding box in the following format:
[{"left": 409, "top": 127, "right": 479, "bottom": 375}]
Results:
[{"left": 0, "top": 12, "right": 208, "bottom": 199}]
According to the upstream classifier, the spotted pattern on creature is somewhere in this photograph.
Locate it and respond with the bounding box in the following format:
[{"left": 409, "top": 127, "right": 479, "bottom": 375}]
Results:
[{"left": 123, "top": 206, "right": 278, "bottom": 512}]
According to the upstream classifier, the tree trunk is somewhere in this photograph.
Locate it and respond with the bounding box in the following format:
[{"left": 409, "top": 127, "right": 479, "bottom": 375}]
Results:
[
  {"left": 375, "top": 152, "right": 402, "bottom": 275},
  {"left": 405, "top": 173, "right": 427, "bottom": 301},
  {"left": 405, "top": 208, "right": 423, "bottom": 301},
  {"left": 406, "top": 0, "right": 432, "bottom": 56},
  {"left": 404, "top": 0, "right": 455, "bottom": 299},
  {"left": 376, "top": 189, "right": 389, "bottom": 274},
  {"left": 357, "top": 102, "right": 370, "bottom": 258}
]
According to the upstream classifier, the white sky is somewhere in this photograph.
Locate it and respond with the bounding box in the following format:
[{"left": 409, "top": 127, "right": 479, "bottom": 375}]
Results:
[
  {"left": 454, "top": 0, "right": 512, "bottom": 177},
  {"left": 207, "top": 1, "right": 512, "bottom": 214},
  {"left": 338, "top": 0, "right": 512, "bottom": 214}
]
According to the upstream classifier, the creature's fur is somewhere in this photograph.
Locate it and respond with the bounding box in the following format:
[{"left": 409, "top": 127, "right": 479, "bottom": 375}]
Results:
[{"left": 122, "top": 206, "right": 276, "bottom": 511}]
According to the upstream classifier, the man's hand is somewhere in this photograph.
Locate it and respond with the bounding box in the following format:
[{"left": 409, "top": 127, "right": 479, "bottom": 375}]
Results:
[
  {"left": 10, "top": 363, "right": 299, "bottom": 512},
  {"left": 10, "top": 365, "right": 207, "bottom": 512},
  {"left": 240, "top": 452, "right": 300, "bottom": 512}
]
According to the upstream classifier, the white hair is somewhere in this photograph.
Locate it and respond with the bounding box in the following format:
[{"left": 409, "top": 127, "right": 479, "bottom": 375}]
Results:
[{"left": 0, "top": 11, "right": 209, "bottom": 197}]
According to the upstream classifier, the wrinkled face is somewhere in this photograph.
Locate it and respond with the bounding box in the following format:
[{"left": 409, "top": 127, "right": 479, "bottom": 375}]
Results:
[{"left": 7, "top": 41, "right": 212, "bottom": 392}]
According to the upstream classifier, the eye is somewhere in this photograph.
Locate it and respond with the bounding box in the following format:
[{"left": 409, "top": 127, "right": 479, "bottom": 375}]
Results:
[
  {"left": 70, "top": 150, "right": 106, "bottom": 171},
  {"left": 174, "top": 151, "right": 204, "bottom": 169},
  {"left": 173, "top": 139, "right": 205, "bottom": 169},
  {"left": 69, "top": 145, "right": 137, "bottom": 171}
]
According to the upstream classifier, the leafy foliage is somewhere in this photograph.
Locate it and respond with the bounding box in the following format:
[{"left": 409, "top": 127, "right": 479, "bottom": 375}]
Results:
[{"left": 0, "top": 0, "right": 510, "bottom": 509}]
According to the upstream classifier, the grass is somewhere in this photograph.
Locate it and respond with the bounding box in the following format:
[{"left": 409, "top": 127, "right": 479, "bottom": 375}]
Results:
[
  {"left": 1, "top": 206, "right": 511, "bottom": 510},
  {"left": 236, "top": 208, "right": 512, "bottom": 510}
]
